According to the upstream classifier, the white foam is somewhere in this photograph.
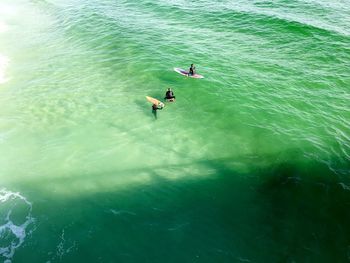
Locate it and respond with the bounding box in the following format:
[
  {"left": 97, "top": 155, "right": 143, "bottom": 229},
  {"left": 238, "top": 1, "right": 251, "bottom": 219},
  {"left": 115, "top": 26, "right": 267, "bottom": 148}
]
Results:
[
  {"left": 49, "top": 229, "right": 76, "bottom": 262},
  {"left": 0, "top": 189, "right": 35, "bottom": 262}
]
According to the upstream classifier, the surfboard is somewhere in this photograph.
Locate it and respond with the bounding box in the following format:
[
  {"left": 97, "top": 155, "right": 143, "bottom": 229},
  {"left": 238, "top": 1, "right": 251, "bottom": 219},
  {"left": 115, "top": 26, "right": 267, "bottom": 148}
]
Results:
[
  {"left": 146, "top": 96, "right": 165, "bottom": 108},
  {"left": 174, "top": 67, "right": 204, "bottom": 79}
]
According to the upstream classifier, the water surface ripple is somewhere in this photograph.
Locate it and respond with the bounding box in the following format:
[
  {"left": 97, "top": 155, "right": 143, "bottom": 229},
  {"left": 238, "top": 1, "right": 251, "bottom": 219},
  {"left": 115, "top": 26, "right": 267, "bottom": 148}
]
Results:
[{"left": 0, "top": 0, "right": 349, "bottom": 262}]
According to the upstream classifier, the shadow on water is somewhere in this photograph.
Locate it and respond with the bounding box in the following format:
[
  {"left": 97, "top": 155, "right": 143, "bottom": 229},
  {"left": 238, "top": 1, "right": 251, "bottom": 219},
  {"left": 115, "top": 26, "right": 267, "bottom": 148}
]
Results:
[
  {"left": 9, "top": 155, "right": 350, "bottom": 263},
  {"left": 134, "top": 98, "right": 152, "bottom": 118},
  {"left": 256, "top": 162, "right": 350, "bottom": 262}
]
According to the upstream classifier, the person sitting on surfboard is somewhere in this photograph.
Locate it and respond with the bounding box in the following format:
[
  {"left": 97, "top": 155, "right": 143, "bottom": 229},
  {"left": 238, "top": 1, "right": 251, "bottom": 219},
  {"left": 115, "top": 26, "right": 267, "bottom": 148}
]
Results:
[
  {"left": 164, "top": 88, "right": 175, "bottom": 101},
  {"left": 188, "top": 64, "right": 196, "bottom": 76}
]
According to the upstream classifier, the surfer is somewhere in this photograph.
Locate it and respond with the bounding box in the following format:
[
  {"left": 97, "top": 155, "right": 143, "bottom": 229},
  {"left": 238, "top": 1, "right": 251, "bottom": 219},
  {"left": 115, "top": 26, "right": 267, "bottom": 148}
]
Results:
[
  {"left": 152, "top": 102, "right": 164, "bottom": 119},
  {"left": 164, "top": 88, "right": 175, "bottom": 101},
  {"left": 188, "top": 64, "right": 195, "bottom": 76},
  {"left": 152, "top": 103, "right": 164, "bottom": 111}
]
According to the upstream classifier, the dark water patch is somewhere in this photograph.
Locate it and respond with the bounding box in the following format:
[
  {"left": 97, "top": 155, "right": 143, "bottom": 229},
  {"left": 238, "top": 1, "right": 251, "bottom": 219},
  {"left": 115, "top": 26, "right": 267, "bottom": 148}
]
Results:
[
  {"left": 257, "top": 161, "right": 350, "bottom": 262},
  {"left": 8, "top": 155, "right": 350, "bottom": 262}
]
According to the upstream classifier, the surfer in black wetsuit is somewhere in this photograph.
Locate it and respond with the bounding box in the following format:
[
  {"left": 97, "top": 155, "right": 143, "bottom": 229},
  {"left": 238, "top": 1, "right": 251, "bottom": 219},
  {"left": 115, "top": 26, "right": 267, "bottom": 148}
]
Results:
[
  {"left": 152, "top": 102, "right": 164, "bottom": 119},
  {"left": 188, "top": 64, "right": 195, "bottom": 76},
  {"left": 164, "top": 88, "right": 175, "bottom": 101}
]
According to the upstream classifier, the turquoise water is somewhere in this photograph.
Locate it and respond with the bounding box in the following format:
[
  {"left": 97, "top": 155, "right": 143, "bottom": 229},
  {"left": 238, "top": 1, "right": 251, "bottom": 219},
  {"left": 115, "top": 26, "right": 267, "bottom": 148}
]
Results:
[{"left": 0, "top": 0, "right": 349, "bottom": 262}]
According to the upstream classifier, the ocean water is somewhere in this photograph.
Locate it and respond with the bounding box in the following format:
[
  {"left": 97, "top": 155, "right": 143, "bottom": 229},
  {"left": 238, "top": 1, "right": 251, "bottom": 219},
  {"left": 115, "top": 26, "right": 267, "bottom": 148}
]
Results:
[{"left": 0, "top": 0, "right": 349, "bottom": 262}]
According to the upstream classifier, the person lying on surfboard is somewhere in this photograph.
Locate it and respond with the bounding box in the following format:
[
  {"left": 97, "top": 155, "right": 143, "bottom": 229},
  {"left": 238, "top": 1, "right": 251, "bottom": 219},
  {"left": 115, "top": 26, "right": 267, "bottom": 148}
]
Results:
[
  {"left": 188, "top": 64, "right": 196, "bottom": 76},
  {"left": 164, "top": 88, "right": 175, "bottom": 101}
]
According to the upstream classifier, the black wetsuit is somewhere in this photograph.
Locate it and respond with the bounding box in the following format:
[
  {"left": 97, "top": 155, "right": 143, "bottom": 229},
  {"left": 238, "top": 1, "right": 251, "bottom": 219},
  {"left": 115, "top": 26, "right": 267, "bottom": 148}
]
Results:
[
  {"left": 165, "top": 91, "right": 175, "bottom": 99},
  {"left": 152, "top": 103, "right": 163, "bottom": 111},
  {"left": 189, "top": 65, "right": 195, "bottom": 76}
]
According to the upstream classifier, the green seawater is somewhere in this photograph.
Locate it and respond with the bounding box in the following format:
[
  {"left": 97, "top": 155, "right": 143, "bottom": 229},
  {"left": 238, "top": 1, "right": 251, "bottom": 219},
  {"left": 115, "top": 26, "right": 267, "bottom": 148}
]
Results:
[{"left": 0, "top": 0, "right": 349, "bottom": 262}]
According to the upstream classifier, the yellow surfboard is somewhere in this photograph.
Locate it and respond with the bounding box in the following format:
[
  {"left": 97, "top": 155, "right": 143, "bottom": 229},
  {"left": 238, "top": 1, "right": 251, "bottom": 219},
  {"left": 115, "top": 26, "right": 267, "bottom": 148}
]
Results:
[{"left": 146, "top": 96, "right": 165, "bottom": 107}]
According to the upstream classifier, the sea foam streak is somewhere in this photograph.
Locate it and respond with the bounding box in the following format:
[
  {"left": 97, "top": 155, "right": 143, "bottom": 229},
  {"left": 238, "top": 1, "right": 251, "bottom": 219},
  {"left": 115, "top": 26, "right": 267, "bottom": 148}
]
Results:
[{"left": 0, "top": 189, "right": 35, "bottom": 263}]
